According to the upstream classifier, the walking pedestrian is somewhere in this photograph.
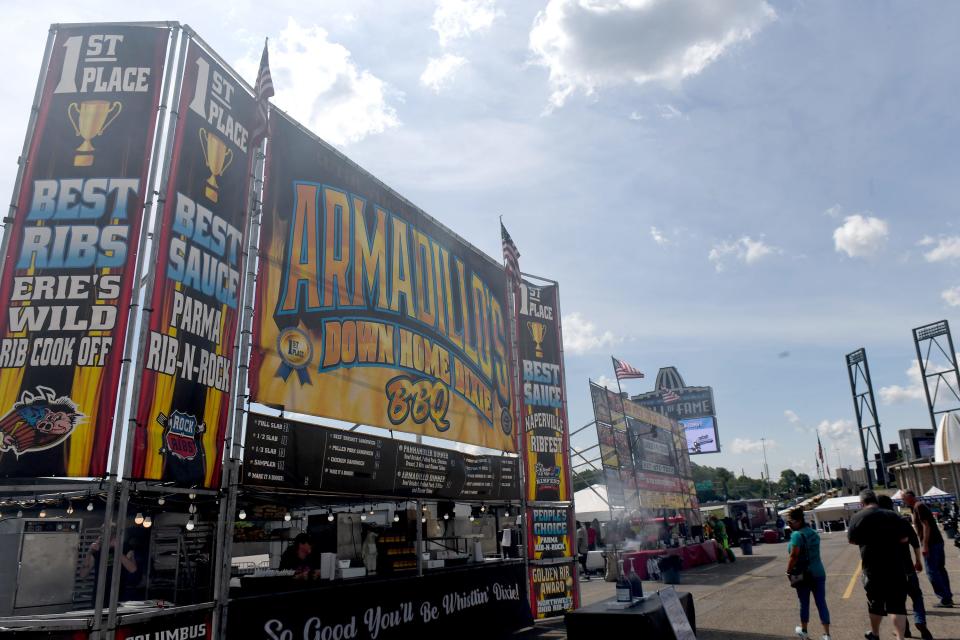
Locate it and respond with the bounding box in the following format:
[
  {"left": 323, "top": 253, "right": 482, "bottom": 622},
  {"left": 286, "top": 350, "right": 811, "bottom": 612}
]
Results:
[
  {"left": 877, "top": 495, "right": 932, "bottom": 640},
  {"left": 786, "top": 508, "right": 831, "bottom": 640},
  {"left": 903, "top": 491, "right": 953, "bottom": 608},
  {"left": 848, "top": 489, "right": 914, "bottom": 640},
  {"left": 576, "top": 521, "right": 589, "bottom": 580}
]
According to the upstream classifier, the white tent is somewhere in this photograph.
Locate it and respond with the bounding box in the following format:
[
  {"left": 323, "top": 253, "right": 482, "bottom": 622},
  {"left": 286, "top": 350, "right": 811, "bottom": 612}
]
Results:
[
  {"left": 574, "top": 484, "right": 620, "bottom": 521},
  {"left": 810, "top": 495, "right": 863, "bottom": 529},
  {"left": 935, "top": 412, "right": 960, "bottom": 462},
  {"left": 922, "top": 486, "right": 955, "bottom": 501}
]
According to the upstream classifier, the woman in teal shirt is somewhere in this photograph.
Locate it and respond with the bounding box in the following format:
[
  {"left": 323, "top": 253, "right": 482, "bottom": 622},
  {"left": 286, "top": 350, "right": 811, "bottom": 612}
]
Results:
[{"left": 787, "top": 507, "right": 831, "bottom": 640}]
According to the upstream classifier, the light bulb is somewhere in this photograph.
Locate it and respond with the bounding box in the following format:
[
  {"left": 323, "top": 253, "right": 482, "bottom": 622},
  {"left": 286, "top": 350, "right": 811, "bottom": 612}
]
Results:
[
  {"left": 421, "top": 516, "right": 427, "bottom": 523},
  {"left": 360, "top": 513, "right": 367, "bottom": 521},
  {"left": 369, "top": 508, "right": 374, "bottom": 515},
  {"left": 284, "top": 512, "right": 292, "bottom": 522},
  {"left": 188, "top": 493, "right": 196, "bottom": 500},
  {"left": 393, "top": 514, "right": 399, "bottom": 522},
  {"left": 238, "top": 510, "right": 247, "bottom": 520},
  {"left": 480, "top": 505, "right": 486, "bottom": 512},
  {"left": 17, "top": 510, "right": 23, "bottom": 518},
  {"left": 469, "top": 515, "right": 474, "bottom": 522},
  {"left": 87, "top": 502, "right": 94, "bottom": 512},
  {"left": 504, "top": 510, "right": 510, "bottom": 517},
  {"left": 327, "top": 513, "right": 334, "bottom": 522},
  {"left": 158, "top": 497, "right": 165, "bottom": 506},
  {"left": 443, "top": 513, "right": 449, "bottom": 520},
  {"left": 134, "top": 512, "right": 144, "bottom": 525},
  {"left": 186, "top": 518, "right": 195, "bottom": 531},
  {"left": 143, "top": 516, "right": 152, "bottom": 529},
  {"left": 422, "top": 505, "right": 428, "bottom": 511},
  {"left": 189, "top": 504, "right": 196, "bottom": 514},
  {"left": 66, "top": 504, "right": 74, "bottom": 515},
  {"left": 39, "top": 509, "right": 46, "bottom": 518}
]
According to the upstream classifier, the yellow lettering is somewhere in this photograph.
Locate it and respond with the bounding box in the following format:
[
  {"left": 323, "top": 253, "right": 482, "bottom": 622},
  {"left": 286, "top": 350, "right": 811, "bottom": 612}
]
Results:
[
  {"left": 322, "top": 187, "right": 352, "bottom": 308},
  {"left": 279, "top": 183, "right": 320, "bottom": 312},
  {"left": 352, "top": 203, "right": 389, "bottom": 309}
]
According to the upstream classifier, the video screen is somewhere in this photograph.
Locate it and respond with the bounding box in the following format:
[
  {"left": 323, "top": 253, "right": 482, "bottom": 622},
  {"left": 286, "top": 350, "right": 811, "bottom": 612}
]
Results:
[{"left": 680, "top": 416, "right": 720, "bottom": 455}]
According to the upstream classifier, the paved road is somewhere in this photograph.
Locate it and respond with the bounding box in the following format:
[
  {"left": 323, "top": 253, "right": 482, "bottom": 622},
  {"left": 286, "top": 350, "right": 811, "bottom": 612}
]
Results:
[{"left": 524, "top": 530, "right": 960, "bottom": 639}]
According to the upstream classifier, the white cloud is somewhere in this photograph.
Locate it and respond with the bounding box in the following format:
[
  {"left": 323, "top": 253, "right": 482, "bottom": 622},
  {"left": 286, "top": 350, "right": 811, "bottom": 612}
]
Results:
[
  {"left": 824, "top": 204, "right": 843, "bottom": 218},
  {"left": 879, "top": 360, "right": 925, "bottom": 404},
  {"left": 237, "top": 18, "right": 399, "bottom": 146},
  {"left": 784, "top": 409, "right": 800, "bottom": 424},
  {"left": 650, "top": 226, "right": 669, "bottom": 246},
  {"left": 432, "top": 0, "right": 501, "bottom": 47},
  {"left": 832, "top": 214, "right": 889, "bottom": 258},
  {"left": 562, "top": 313, "right": 617, "bottom": 354},
  {"left": 816, "top": 419, "right": 855, "bottom": 439},
  {"left": 730, "top": 437, "right": 773, "bottom": 454},
  {"left": 708, "top": 236, "right": 778, "bottom": 272},
  {"left": 922, "top": 236, "right": 960, "bottom": 262},
  {"left": 528, "top": 0, "right": 775, "bottom": 108},
  {"left": 594, "top": 375, "right": 620, "bottom": 392},
  {"left": 420, "top": 54, "right": 468, "bottom": 93},
  {"left": 943, "top": 287, "right": 960, "bottom": 307},
  {"left": 658, "top": 104, "right": 684, "bottom": 120}
]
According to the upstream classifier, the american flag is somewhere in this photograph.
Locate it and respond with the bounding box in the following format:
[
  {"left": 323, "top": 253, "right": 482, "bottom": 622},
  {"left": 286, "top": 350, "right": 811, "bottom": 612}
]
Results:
[
  {"left": 661, "top": 389, "right": 680, "bottom": 403},
  {"left": 817, "top": 434, "right": 825, "bottom": 463},
  {"left": 612, "top": 357, "right": 645, "bottom": 380},
  {"left": 250, "top": 39, "right": 275, "bottom": 145},
  {"left": 501, "top": 221, "right": 521, "bottom": 293}
]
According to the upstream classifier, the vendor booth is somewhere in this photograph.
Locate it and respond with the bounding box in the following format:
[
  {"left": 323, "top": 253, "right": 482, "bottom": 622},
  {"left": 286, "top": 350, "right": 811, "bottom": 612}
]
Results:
[{"left": 0, "top": 20, "right": 576, "bottom": 639}]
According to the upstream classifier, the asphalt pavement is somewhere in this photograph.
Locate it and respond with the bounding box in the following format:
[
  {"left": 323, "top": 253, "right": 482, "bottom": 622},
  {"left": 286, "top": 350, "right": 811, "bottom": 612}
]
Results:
[{"left": 521, "top": 530, "right": 960, "bottom": 639}]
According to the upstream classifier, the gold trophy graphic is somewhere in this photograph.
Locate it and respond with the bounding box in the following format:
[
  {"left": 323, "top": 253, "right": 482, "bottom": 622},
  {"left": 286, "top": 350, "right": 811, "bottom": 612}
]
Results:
[
  {"left": 199, "top": 128, "right": 233, "bottom": 203},
  {"left": 527, "top": 321, "right": 547, "bottom": 358},
  {"left": 67, "top": 100, "right": 122, "bottom": 167}
]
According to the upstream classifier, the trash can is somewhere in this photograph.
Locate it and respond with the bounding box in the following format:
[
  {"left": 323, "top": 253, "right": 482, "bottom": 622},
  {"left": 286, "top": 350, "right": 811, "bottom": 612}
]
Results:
[
  {"left": 658, "top": 555, "right": 682, "bottom": 584},
  {"left": 740, "top": 537, "right": 753, "bottom": 555}
]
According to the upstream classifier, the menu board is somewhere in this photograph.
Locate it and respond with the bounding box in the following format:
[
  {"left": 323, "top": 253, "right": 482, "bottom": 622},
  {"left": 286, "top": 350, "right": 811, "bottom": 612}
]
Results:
[{"left": 242, "top": 414, "right": 520, "bottom": 500}]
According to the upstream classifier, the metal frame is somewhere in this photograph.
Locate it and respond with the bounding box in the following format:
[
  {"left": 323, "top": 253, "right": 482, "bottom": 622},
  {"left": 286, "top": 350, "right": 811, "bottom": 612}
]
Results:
[
  {"left": 99, "top": 23, "right": 185, "bottom": 639},
  {"left": 912, "top": 320, "right": 960, "bottom": 431},
  {"left": 845, "top": 348, "right": 887, "bottom": 488}
]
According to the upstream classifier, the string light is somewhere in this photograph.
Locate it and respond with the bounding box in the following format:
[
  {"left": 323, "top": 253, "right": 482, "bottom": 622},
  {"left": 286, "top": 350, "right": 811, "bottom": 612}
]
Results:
[
  {"left": 369, "top": 507, "right": 375, "bottom": 515},
  {"left": 360, "top": 513, "right": 367, "bottom": 521},
  {"left": 238, "top": 510, "right": 247, "bottom": 520},
  {"left": 421, "top": 516, "right": 427, "bottom": 523},
  {"left": 188, "top": 503, "right": 197, "bottom": 514},
  {"left": 66, "top": 504, "right": 74, "bottom": 515},
  {"left": 134, "top": 512, "right": 144, "bottom": 525},
  {"left": 188, "top": 493, "right": 196, "bottom": 500},
  {"left": 284, "top": 512, "right": 292, "bottom": 522},
  {"left": 87, "top": 502, "right": 94, "bottom": 512},
  {"left": 327, "top": 513, "right": 335, "bottom": 522},
  {"left": 468, "top": 515, "right": 474, "bottom": 522},
  {"left": 480, "top": 504, "right": 486, "bottom": 513},
  {"left": 17, "top": 510, "right": 23, "bottom": 518},
  {"left": 39, "top": 509, "right": 46, "bottom": 518},
  {"left": 393, "top": 514, "right": 400, "bottom": 523},
  {"left": 443, "top": 513, "right": 449, "bottom": 520},
  {"left": 158, "top": 497, "right": 165, "bottom": 506},
  {"left": 143, "top": 516, "right": 152, "bottom": 529},
  {"left": 186, "top": 518, "right": 195, "bottom": 531},
  {"left": 504, "top": 509, "right": 510, "bottom": 517}
]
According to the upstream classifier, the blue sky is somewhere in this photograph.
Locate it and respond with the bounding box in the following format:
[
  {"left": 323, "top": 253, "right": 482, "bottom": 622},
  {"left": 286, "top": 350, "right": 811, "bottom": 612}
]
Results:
[{"left": 3, "top": 1, "right": 959, "bottom": 480}]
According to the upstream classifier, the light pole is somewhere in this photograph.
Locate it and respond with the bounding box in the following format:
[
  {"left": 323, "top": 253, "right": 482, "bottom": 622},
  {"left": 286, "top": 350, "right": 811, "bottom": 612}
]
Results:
[{"left": 761, "top": 438, "right": 772, "bottom": 499}]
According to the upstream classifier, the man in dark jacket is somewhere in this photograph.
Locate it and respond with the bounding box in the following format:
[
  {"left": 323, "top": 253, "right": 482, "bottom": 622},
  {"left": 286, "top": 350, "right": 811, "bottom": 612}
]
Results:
[
  {"left": 877, "top": 495, "right": 932, "bottom": 640},
  {"left": 848, "top": 490, "right": 913, "bottom": 640}
]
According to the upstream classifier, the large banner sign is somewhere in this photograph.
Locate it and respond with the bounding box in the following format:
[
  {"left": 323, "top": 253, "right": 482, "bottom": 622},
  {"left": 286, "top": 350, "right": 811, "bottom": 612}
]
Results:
[
  {"left": 251, "top": 112, "right": 514, "bottom": 451},
  {"left": 131, "top": 41, "right": 255, "bottom": 487},
  {"left": 517, "top": 280, "right": 571, "bottom": 501},
  {"left": 228, "top": 561, "right": 532, "bottom": 639},
  {"left": 0, "top": 25, "right": 168, "bottom": 478},
  {"left": 632, "top": 366, "right": 716, "bottom": 422},
  {"left": 241, "top": 414, "right": 520, "bottom": 500},
  {"left": 680, "top": 415, "right": 720, "bottom": 454},
  {"left": 589, "top": 382, "right": 698, "bottom": 514}
]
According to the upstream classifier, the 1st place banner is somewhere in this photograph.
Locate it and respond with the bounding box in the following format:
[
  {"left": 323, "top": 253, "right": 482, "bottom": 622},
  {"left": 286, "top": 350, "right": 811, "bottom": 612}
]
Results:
[
  {"left": 517, "top": 280, "right": 571, "bottom": 501},
  {"left": 250, "top": 111, "right": 515, "bottom": 452},
  {"left": 131, "top": 40, "right": 256, "bottom": 487},
  {"left": 0, "top": 24, "right": 169, "bottom": 478}
]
